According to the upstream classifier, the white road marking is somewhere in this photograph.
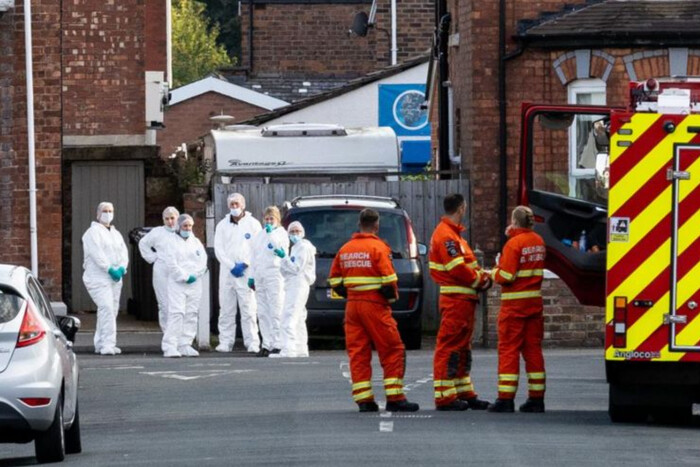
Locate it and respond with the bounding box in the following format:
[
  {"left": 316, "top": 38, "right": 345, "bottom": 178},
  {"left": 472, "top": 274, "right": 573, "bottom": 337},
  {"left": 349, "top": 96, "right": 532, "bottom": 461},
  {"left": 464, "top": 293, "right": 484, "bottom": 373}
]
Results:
[
  {"left": 82, "top": 366, "right": 145, "bottom": 371},
  {"left": 140, "top": 369, "right": 255, "bottom": 381},
  {"left": 187, "top": 363, "right": 232, "bottom": 367},
  {"left": 379, "top": 421, "right": 394, "bottom": 432}
]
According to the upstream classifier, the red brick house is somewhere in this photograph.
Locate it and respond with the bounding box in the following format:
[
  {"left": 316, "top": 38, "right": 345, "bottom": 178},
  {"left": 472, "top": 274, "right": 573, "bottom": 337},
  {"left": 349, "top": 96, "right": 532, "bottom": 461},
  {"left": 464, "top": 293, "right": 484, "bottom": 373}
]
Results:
[{"left": 1, "top": 0, "right": 171, "bottom": 311}]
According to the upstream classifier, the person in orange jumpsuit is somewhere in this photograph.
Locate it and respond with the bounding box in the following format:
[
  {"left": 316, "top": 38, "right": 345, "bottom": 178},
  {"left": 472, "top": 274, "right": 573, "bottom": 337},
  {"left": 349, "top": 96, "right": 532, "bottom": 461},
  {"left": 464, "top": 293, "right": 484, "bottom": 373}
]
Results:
[
  {"left": 329, "top": 208, "right": 419, "bottom": 413},
  {"left": 487, "top": 205, "right": 546, "bottom": 413},
  {"left": 429, "top": 193, "right": 492, "bottom": 411}
]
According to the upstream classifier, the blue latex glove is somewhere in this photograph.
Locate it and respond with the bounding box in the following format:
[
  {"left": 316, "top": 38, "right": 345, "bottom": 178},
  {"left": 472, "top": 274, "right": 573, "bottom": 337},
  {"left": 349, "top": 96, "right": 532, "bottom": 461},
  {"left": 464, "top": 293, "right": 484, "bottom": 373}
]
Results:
[
  {"left": 247, "top": 277, "right": 255, "bottom": 290},
  {"left": 265, "top": 224, "right": 273, "bottom": 233},
  {"left": 108, "top": 267, "right": 121, "bottom": 282},
  {"left": 186, "top": 275, "right": 197, "bottom": 284},
  {"left": 231, "top": 262, "right": 248, "bottom": 278},
  {"left": 117, "top": 266, "right": 126, "bottom": 278},
  {"left": 273, "top": 248, "right": 286, "bottom": 258},
  {"left": 290, "top": 256, "right": 295, "bottom": 263}
]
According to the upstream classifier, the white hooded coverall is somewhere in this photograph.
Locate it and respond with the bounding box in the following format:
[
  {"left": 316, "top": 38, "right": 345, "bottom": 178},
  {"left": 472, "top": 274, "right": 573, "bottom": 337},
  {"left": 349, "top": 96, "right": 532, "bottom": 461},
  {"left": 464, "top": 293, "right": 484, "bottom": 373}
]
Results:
[
  {"left": 82, "top": 221, "right": 129, "bottom": 353},
  {"left": 162, "top": 233, "right": 208, "bottom": 354},
  {"left": 251, "top": 226, "right": 290, "bottom": 351},
  {"left": 214, "top": 212, "right": 262, "bottom": 352},
  {"left": 138, "top": 226, "right": 176, "bottom": 332},
  {"left": 279, "top": 238, "right": 316, "bottom": 357}
]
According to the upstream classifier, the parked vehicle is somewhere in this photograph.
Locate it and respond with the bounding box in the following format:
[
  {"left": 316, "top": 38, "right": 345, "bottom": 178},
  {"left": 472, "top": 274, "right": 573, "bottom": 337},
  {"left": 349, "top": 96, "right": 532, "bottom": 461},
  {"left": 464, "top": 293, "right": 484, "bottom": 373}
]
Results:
[
  {"left": 0, "top": 264, "right": 81, "bottom": 463},
  {"left": 282, "top": 195, "right": 425, "bottom": 349},
  {"left": 519, "top": 78, "right": 700, "bottom": 422}
]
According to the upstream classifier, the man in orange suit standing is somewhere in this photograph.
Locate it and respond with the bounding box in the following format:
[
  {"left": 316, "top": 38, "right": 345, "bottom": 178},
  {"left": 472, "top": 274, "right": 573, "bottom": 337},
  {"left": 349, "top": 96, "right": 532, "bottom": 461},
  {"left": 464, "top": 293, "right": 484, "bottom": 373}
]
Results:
[{"left": 329, "top": 208, "right": 419, "bottom": 413}]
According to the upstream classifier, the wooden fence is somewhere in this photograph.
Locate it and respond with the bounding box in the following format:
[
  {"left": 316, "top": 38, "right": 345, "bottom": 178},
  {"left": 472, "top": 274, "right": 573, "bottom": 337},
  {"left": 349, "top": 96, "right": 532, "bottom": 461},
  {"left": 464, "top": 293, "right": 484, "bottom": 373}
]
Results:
[{"left": 211, "top": 177, "right": 482, "bottom": 334}]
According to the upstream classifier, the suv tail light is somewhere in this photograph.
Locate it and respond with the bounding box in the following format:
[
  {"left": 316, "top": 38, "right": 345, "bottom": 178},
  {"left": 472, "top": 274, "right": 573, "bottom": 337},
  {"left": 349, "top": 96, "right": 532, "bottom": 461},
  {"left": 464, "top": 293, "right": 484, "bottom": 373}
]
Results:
[{"left": 16, "top": 301, "right": 46, "bottom": 348}]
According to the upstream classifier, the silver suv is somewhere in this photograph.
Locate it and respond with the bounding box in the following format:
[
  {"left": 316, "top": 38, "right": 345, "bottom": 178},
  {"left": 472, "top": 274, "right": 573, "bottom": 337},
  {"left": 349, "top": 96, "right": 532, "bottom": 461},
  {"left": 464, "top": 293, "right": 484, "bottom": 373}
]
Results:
[
  {"left": 0, "top": 264, "right": 81, "bottom": 463},
  {"left": 283, "top": 195, "right": 425, "bottom": 349}
]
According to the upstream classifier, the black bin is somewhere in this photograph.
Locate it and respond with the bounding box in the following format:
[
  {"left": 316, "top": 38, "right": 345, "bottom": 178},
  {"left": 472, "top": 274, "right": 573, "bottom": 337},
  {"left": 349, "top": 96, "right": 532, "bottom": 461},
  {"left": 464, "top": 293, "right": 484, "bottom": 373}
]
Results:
[{"left": 127, "top": 227, "right": 158, "bottom": 321}]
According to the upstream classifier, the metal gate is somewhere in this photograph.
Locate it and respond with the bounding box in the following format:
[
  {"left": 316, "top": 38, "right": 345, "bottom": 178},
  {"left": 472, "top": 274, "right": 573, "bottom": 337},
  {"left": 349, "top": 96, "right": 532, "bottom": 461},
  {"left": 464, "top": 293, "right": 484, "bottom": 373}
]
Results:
[
  {"left": 212, "top": 177, "right": 471, "bottom": 333},
  {"left": 70, "top": 161, "right": 144, "bottom": 312}
]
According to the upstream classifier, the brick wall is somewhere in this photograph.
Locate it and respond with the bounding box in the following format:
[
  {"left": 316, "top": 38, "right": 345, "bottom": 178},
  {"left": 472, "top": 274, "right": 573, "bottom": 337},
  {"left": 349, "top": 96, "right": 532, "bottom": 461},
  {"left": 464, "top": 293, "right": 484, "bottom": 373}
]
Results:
[
  {"left": 484, "top": 278, "right": 605, "bottom": 348},
  {"left": 145, "top": 0, "right": 167, "bottom": 73},
  {"left": 240, "top": 0, "right": 433, "bottom": 76},
  {"left": 62, "top": 0, "right": 147, "bottom": 136},
  {"left": 0, "top": 1, "right": 63, "bottom": 298},
  {"left": 159, "top": 92, "right": 267, "bottom": 158}
]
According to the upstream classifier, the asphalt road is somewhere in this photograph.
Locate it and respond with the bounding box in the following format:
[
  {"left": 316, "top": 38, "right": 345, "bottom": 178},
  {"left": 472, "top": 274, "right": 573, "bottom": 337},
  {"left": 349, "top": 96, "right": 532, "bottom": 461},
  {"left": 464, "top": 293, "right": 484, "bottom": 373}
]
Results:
[{"left": 2, "top": 348, "right": 699, "bottom": 466}]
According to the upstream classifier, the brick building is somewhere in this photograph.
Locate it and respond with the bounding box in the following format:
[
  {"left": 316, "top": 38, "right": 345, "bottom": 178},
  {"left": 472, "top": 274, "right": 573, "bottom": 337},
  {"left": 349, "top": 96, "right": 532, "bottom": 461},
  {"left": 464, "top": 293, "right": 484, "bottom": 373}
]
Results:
[
  {"left": 429, "top": 0, "right": 700, "bottom": 345},
  {"left": 1, "top": 0, "right": 171, "bottom": 311},
  {"left": 238, "top": 0, "right": 434, "bottom": 78}
]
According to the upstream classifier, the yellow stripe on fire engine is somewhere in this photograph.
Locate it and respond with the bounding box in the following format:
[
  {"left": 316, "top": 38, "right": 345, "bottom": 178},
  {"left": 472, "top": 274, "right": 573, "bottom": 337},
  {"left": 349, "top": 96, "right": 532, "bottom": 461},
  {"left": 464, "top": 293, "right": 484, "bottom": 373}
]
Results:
[
  {"left": 609, "top": 115, "right": 696, "bottom": 216},
  {"left": 606, "top": 201, "right": 700, "bottom": 361},
  {"left": 668, "top": 257, "right": 700, "bottom": 352},
  {"left": 608, "top": 153, "right": 700, "bottom": 269},
  {"left": 608, "top": 113, "right": 660, "bottom": 164}
]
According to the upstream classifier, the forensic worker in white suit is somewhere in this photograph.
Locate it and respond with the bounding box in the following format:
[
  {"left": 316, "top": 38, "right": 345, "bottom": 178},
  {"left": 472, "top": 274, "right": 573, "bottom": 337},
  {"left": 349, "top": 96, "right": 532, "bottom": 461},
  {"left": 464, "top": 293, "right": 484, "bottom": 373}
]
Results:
[
  {"left": 162, "top": 214, "right": 208, "bottom": 358},
  {"left": 214, "top": 193, "right": 262, "bottom": 353},
  {"left": 138, "top": 206, "right": 179, "bottom": 333},
  {"left": 271, "top": 221, "right": 316, "bottom": 358},
  {"left": 82, "top": 201, "right": 129, "bottom": 356}
]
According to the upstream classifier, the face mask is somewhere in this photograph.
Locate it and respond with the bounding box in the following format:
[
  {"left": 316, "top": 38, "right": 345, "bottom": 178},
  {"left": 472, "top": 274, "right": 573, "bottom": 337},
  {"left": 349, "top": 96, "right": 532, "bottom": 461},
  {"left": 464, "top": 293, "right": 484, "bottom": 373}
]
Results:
[
  {"left": 230, "top": 208, "right": 242, "bottom": 217},
  {"left": 100, "top": 212, "right": 113, "bottom": 225},
  {"left": 289, "top": 234, "right": 301, "bottom": 244},
  {"left": 164, "top": 225, "right": 175, "bottom": 232},
  {"left": 180, "top": 230, "right": 191, "bottom": 239}
]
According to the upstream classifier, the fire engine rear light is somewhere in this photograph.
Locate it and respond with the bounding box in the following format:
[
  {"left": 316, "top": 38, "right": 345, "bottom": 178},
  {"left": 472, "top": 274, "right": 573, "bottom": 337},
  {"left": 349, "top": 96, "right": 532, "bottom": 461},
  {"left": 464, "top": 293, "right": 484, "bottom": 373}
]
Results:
[
  {"left": 613, "top": 296, "right": 627, "bottom": 348},
  {"left": 16, "top": 302, "right": 46, "bottom": 348},
  {"left": 19, "top": 397, "right": 51, "bottom": 407},
  {"left": 534, "top": 215, "right": 545, "bottom": 223}
]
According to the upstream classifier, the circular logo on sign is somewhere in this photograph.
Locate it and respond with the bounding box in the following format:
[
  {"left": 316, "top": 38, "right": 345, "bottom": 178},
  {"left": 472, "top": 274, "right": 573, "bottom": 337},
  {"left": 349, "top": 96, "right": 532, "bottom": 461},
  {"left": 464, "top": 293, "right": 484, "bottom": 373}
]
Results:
[{"left": 393, "top": 90, "right": 428, "bottom": 131}]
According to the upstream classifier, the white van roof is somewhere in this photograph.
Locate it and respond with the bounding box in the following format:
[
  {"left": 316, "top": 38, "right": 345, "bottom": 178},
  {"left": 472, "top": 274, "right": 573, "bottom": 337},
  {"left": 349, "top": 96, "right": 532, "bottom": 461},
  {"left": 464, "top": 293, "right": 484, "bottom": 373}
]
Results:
[{"left": 212, "top": 124, "right": 400, "bottom": 174}]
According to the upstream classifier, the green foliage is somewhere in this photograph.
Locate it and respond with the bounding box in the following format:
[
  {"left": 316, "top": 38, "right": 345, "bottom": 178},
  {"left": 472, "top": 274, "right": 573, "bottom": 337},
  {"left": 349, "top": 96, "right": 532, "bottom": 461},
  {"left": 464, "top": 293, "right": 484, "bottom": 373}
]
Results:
[
  {"left": 401, "top": 164, "right": 433, "bottom": 181},
  {"left": 172, "top": 0, "right": 235, "bottom": 87},
  {"left": 201, "top": 0, "right": 242, "bottom": 60}
]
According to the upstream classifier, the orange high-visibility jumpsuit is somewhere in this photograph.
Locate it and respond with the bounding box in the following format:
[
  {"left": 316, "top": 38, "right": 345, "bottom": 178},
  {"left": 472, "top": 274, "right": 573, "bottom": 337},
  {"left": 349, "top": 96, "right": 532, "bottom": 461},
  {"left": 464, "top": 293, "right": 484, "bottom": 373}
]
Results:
[
  {"left": 329, "top": 233, "right": 407, "bottom": 406},
  {"left": 429, "top": 217, "right": 490, "bottom": 408},
  {"left": 491, "top": 227, "right": 546, "bottom": 400}
]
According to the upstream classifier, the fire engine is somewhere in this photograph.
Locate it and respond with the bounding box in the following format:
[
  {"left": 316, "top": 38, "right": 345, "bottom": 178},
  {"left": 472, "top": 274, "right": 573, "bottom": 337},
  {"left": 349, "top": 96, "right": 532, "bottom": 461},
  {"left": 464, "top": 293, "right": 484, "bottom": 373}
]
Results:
[{"left": 519, "top": 78, "right": 700, "bottom": 422}]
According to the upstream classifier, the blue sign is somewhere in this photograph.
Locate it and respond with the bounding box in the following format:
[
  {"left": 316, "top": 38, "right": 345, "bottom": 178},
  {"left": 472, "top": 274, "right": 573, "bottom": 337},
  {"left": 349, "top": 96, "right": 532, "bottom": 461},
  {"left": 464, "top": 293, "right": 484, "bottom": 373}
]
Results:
[{"left": 378, "top": 84, "right": 430, "bottom": 137}]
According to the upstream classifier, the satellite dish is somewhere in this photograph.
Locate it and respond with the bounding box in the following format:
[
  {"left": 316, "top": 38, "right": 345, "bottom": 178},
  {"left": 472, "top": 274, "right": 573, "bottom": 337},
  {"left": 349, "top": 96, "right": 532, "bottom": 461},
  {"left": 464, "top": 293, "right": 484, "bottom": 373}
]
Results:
[
  {"left": 209, "top": 114, "right": 236, "bottom": 129},
  {"left": 350, "top": 11, "right": 369, "bottom": 37}
]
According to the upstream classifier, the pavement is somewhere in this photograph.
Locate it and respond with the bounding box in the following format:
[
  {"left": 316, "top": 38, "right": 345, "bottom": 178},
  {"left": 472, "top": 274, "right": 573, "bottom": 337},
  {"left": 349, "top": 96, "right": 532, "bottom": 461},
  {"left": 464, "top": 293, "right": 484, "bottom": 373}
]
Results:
[{"left": 72, "top": 310, "right": 164, "bottom": 354}]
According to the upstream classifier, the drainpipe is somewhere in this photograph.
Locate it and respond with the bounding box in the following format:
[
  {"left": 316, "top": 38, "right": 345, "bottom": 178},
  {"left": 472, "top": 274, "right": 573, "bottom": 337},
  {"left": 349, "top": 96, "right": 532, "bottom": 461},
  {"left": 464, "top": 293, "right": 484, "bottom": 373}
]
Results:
[
  {"left": 24, "top": 0, "right": 38, "bottom": 277},
  {"left": 248, "top": 0, "right": 254, "bottom": 72},
  {"left": 390, "top": 0, "right": 397, "bottom": 65},
  {"left": 437, "top": 11, "right": 451, "bottom": 174},
  {"left": 166, "top": 0, "right": 172, "bottom": 87}
]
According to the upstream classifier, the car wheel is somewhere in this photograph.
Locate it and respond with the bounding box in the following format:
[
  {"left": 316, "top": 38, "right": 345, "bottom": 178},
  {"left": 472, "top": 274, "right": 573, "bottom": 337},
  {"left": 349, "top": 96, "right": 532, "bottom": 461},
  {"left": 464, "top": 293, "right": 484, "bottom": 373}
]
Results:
[
  {"left": 65, "top": 399, "right": 82, "bottom": 454},
  {"left": 35, "top": 397, "right": 66, "bottom": 463}
]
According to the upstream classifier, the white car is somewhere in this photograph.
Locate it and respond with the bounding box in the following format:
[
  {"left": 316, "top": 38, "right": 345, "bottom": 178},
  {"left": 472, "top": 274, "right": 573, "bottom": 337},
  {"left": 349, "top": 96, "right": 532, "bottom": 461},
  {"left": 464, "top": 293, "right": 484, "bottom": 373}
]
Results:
[{"left": 0, "top": 264, "right": 81, "bottom": 463}]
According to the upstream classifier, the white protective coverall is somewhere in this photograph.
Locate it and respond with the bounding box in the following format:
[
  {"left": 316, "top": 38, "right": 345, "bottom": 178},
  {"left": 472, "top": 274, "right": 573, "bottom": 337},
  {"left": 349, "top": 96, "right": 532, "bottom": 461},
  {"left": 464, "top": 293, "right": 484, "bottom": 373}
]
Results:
[
  {"left": 214, "top": 212, "right": 262, "bottom": 352},
  {"left": 82, "top": 221, "right": 129, "bottom": 354},
  {"left": 138, "top": 226, "right": 176, "bottom": 332},
  {"left": 162, "top": 232, "right": 208, "bottom": 355},
  {"left": 278, "top": 236, "right": 316, "bottom": 357},
  {"left": 251, "top": 226, "right": 289, "bottom": 351}
]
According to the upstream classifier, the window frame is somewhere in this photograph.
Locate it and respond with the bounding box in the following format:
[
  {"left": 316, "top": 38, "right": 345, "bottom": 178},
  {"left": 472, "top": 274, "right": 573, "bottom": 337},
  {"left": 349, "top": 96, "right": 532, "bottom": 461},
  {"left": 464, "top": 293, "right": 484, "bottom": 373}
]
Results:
[{"left": 567, "top": 79, "right": 607, "bottom": 186}]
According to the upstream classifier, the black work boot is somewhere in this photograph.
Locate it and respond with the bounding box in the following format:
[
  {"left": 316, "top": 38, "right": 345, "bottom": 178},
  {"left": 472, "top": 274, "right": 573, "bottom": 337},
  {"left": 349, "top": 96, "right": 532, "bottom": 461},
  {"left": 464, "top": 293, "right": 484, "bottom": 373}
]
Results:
[
  {"left": 386, "top": 399, "right": 420, "bottom": 412},
  {"left": 436, "top": 400, "right": 469, "bottom": 411},
  {"left": 270, "top": 348, "right": 281, "bottom": 354},
  {"left": 358, "top": 401, "right": 379, "bottom": 413},
  {"left": 465, "top": 397, "right": 491, "bottom": 410},
  {"left": 487, "top": 398, "right": 515, "bottom": 413},
  {"left": 519, "top": 398, "right": 545, "bottom": 413},
  {"left": 256, "top": 348, "right": 270, "bottom": 357}
]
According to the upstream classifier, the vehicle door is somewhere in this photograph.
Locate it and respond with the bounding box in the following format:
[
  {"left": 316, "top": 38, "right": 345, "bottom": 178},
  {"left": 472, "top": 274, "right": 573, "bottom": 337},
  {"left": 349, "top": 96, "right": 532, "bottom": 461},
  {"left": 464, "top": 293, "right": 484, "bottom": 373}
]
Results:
[
  {"left": 26, "top": 276, "right": 77, "bottom": 420},
  {"left": 668, "top": 139, "right": 700, "bottom": 353},
  {"left": 519, "top": 104, "right": 613, "bottom": 306},
  {"left": 0, "top": 287, "right": 24, "bottom": 373}
]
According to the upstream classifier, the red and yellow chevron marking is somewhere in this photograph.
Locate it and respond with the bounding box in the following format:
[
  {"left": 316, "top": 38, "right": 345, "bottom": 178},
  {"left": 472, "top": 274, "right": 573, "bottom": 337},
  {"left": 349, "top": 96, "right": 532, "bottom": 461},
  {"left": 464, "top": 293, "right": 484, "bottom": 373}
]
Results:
[{"left": 605, "top": 112, "right": 700, "bottom": 363}]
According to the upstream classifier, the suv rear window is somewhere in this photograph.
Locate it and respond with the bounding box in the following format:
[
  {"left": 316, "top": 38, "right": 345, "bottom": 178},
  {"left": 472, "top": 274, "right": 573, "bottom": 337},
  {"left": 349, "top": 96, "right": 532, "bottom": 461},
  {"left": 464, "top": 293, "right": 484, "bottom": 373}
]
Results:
[
  {"left": 0, "top": 287, "right": 25, "bottom": 324},
  {"left": 288, "top": 209, "right": 409, "bottom": 258}
]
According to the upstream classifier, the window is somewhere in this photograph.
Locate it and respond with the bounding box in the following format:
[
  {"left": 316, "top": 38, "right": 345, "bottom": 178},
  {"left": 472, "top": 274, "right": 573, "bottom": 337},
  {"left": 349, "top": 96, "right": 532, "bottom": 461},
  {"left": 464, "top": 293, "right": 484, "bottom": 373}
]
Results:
[{"left": 567, "top": 79, "right": 607, "bottom": 201}]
